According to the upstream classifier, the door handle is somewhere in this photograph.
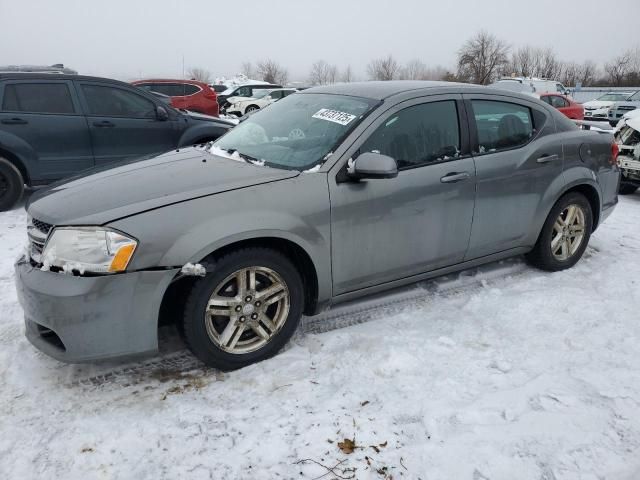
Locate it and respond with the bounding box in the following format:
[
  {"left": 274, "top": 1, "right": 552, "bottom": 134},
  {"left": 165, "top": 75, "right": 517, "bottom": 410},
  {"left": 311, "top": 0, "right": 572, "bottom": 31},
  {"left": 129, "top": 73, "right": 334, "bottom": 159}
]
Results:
[
  {"left": 536, "top": 154, "right": 560, "bottom": 164},
  {"left": 1, "top": 118, "right": 28, "bottom": 125},
  {"left": 93, "top": 120, "right": 115, "bottom": 128},
  {"left": 440, "top": 172, "right": 470, "bottom": 183}
]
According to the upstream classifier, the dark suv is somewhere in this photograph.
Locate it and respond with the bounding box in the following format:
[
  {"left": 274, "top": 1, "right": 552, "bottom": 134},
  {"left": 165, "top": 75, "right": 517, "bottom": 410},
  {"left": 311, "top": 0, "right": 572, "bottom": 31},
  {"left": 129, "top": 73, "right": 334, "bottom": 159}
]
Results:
[{"left": 0, "top": 74, "right": 234, "bottom": 210}]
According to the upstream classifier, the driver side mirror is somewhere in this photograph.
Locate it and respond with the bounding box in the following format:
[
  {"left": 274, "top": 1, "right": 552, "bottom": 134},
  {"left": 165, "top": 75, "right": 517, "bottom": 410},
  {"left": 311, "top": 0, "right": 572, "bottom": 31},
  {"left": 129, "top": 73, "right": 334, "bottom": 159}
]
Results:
[
  {"left": 156, "top": 106, "right": 169, "bottom": 121},
  {"left": 347, "top": 152, "right": 398, "bottom": 180}
]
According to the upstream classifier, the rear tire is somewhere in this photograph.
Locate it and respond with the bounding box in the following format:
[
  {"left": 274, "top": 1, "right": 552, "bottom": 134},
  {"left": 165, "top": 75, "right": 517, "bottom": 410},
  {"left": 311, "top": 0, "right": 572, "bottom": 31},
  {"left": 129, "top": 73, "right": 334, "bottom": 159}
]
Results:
[
  {"left": 619, "top": 183, "right": 638, "bottom": 195},
  {"left": 525, "top": 192, "right": 593, "bottom": 272},
  {"left": 0, "top": 157, "right": 24, "bottom": 211},
  {"left": 182, "top": 248, "right": 304, "bottom": 370}
]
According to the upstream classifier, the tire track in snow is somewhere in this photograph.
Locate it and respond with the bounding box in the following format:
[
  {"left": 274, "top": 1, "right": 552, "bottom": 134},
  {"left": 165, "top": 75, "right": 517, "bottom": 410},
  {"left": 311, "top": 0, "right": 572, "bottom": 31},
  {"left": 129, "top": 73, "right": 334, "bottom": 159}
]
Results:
[{"left": 68, "top": 257, "right": 533, "bottom": 388}]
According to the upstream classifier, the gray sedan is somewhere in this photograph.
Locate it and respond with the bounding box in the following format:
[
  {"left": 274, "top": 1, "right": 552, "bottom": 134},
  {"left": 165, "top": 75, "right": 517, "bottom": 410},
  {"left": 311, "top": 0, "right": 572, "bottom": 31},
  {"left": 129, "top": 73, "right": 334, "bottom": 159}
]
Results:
[{"left": 15, "top": 81, "right": 620, "bottom": 370}]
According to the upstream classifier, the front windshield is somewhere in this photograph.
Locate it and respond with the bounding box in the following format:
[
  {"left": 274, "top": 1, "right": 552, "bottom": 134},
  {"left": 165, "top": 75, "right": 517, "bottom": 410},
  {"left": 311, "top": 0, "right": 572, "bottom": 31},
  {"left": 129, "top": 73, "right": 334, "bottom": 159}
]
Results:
[
  {"left": 212, "top": 93, "right": 378, "bottom": 170},
  {"left": 629, "top": 91, "right": 640, "bottom": 101},
  {"left": 598, "top": 93, "right": 632, "bottom": 101}
]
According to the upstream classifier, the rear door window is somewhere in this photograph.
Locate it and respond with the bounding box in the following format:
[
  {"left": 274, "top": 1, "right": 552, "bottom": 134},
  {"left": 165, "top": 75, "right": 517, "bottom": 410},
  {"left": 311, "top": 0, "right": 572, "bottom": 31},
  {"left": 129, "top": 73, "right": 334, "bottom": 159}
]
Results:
[
  {"left": 471, "top": 100, "right": 534, "bottom": 153},
  {"left": 166, "top": 83, "right": 199, "bottom": 96},
  {"left": 549, "top": 96, "right": 568, "bottom": 108},
  {"left": 81, "top": 84, "right": 156, "bottom": 118},
  {"left": 359, "top": 100, "right": 461, "bottom": 169},
  {"left": 2, "top": 83, "right": 75, "bottom": 114}
]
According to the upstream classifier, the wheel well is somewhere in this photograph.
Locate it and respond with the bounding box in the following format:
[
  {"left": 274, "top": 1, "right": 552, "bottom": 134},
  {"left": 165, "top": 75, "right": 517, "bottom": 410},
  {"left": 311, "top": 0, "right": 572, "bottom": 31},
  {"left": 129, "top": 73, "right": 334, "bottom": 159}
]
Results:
[
  {"left": 205, "top": 238, "right": 319, "bottom": 315},
  {"left": 158, "top": 237, "right": 320, "bottom": 330},
  {"left": 0, "top": 147, "right": 29, "bottom": 185},
  {"left": 246, "top": 104, "right": 259, "bottom": 111},
  {"left": 563, "top": 184, "right": 600, "bottom": 231}
]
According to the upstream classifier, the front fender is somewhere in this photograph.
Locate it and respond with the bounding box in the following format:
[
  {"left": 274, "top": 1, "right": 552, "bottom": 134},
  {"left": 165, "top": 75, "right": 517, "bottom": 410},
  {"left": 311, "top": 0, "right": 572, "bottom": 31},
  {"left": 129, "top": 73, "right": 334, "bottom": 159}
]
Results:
[
  {"left": 109, "top": 174, "right": 332, "bottom": 306},
  {"left": 0, "top": 130, "right": 38, "bottom": 181},
  {"left": 178, "top": 124, "right": 231, "bottom": 146}
]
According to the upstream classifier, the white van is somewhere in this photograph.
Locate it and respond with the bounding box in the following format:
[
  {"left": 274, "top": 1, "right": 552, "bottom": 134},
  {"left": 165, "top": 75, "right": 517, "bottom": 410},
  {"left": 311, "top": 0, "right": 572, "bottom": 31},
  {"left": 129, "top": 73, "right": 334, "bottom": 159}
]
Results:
[{"left": 492, "top": 77, "right": 569, "bottom": 96}]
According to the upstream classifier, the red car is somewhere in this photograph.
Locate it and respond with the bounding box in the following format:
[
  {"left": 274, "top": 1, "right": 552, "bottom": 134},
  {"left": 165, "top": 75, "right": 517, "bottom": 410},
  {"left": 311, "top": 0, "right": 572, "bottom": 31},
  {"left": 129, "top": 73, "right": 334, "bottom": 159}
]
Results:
[
  {"left": 132, "top": 79, "right": 219, "bottom": 117},
  {"left": 539, "top": 93, "right": 584, "bottom": 120}
]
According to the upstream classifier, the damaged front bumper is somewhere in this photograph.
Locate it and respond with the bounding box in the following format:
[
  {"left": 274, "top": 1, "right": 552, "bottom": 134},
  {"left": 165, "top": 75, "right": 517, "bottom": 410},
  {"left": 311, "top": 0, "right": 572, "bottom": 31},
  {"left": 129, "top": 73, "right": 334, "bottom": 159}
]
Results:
[
  {"left": 15, "top": 255, "right": 179, "bottom": 363},
  {"left": 616, "top": 121, "right": 640, "bottom": 187}
]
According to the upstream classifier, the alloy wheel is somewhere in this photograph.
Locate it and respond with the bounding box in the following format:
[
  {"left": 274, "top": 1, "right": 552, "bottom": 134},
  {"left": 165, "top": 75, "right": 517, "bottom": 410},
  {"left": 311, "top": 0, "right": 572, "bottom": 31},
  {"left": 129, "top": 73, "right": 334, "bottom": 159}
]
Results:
[
  {"left": 204, "top": 266, "right": 290, "bottom": 354},
  {"left": 551, "top": 204, "right": 586, "bottom": 261}
]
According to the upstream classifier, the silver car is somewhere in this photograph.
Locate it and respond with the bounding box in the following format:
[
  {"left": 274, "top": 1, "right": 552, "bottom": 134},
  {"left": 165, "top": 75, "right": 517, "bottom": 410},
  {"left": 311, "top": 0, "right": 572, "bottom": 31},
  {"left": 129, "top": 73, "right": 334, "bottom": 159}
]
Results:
[{"left": 15, "top": 81, "right": 620, "bottom": 370}]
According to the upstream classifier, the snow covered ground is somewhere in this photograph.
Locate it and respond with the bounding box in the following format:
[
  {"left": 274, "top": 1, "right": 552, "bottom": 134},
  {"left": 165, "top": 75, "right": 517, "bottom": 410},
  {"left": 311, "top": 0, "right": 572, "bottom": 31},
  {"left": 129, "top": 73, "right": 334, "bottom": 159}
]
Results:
[{"left": 1, "top": 194, "right": 640, "bottom": 479}]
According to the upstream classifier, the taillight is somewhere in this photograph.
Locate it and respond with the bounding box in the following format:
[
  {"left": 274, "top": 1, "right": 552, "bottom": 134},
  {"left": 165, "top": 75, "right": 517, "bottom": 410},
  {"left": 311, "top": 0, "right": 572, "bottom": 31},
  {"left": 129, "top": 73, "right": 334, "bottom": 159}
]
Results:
[{"left": 611, "top": 142, "right": 619, "bottom": 165}]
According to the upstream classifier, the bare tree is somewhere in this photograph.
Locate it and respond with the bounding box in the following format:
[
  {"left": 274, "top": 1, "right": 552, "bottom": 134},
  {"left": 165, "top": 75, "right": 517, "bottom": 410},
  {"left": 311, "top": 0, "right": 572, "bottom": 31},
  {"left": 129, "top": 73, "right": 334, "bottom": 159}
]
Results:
[
  {"left": 241, "top": 61, "right": 255, "bottom": 79},
  {"left": 187, "top": 67, "right": 212, "bottom": 83},
  {"left": 456, "top": 31, "right": 509, "bottom": 84},
  {"left": 422, "top": 65, "right": 449, "bottom": 81},
  {"left": 367, "top": 55, "right": 400, "bottom": 81},
  {"left": 340, "top": 65, "right": 354, "bottom": 83},
  {"left": 605, "top": 50, "right": 635, "bottom": 86},
  {"left": 309, "top": 60, "right": 338, "bottom": 85},
  {"left": 537, "top": 48, "right": 563, "bottom": 80},
  {"left": 578, "top": 61, "right": 598, "bottom": 86},
  {"left": 400, "top": 59, "right": 427, "bottom": 80},
  {"left": 256, "top": 59, "right": 288, "bottom": 84}
]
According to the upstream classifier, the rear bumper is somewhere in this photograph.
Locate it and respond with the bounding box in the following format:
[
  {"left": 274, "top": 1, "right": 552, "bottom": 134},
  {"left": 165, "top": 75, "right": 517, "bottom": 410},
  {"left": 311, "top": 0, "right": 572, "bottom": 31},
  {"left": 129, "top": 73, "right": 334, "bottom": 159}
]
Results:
[{"left": 14, "top": 256, "right": 179, "bottom": 363}]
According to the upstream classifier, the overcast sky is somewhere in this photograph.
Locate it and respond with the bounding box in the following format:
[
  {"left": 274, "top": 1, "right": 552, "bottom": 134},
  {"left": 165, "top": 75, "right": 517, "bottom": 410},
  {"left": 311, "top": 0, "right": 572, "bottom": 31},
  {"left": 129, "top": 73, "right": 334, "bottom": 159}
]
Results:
[{"left": 1, "top": 0, "right": 638, "bottom": 82}]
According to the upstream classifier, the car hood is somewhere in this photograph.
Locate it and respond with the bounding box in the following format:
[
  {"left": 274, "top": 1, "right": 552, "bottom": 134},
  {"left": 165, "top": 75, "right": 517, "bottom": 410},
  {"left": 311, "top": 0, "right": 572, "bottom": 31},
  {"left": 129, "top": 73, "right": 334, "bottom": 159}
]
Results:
[
  {"left": 227, "top": 96, "right": 256, "bottom": 105},
  {"left": 584, "top": 100, "right": 614, "bottom": 109},
  {"left": 27, "top": 148, "right": 299, "bottom": 226}
]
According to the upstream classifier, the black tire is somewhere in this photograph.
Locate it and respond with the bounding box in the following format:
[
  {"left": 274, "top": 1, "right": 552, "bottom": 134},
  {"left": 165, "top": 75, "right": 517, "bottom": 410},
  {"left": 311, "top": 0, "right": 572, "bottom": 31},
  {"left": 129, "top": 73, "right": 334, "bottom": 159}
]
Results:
[
  {"left": 619, "top": 183, "right": 638, "bottom": 195},
  {"left": 182, "top": 248, "right": 304, "bottom": 370},
  {"left": 525, "top": 192, "right": 593, "bottom": 272},
  {"left": 0, "top": 157, "right": 24, "bottom": 211},
  {"left": 245, "top": 105, "right": 259, "bottom": 113}
]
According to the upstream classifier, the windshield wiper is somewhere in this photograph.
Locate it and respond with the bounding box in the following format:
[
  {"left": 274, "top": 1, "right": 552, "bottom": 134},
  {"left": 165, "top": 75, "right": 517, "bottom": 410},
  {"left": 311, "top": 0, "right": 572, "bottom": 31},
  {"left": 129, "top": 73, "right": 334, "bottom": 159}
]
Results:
[{"left": 227, "top": 149, "right": 263, "bottom": 164}]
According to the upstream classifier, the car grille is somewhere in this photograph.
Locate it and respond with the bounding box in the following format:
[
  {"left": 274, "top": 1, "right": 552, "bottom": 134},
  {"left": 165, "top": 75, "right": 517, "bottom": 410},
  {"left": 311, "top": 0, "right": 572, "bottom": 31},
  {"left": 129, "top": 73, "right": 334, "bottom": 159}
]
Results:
[
  {"left": 619, "top": 105, "right": 637, "bottom": 111},
  {"left": 27, "top": 217, "right": 53, "bottom": 264},
  {"left": 32, "top": 218, "right": 53, "bottom": 235}
]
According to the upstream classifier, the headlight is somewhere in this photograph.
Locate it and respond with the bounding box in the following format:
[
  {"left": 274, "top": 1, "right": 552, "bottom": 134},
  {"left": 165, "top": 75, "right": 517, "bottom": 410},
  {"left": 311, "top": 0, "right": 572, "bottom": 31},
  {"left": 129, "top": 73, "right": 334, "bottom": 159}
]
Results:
[{"left": 41, "top": 227, "right": 137, "bottom": 274}]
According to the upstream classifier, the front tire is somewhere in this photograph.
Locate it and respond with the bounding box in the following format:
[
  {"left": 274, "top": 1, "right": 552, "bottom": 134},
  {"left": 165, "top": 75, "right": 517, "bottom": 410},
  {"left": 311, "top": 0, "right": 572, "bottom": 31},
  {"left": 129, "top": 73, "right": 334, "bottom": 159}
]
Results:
[
  {"left": 245, "top": 105, "right": 259, "bottom": 113},
  {"left": 619, "top": 183, "right": 638, "bottom": 195},
  {"left": 0, "top": 157, "right": 24, "bottom": 211},
  {"left": 182, "top": 248, "right": 304, "bottom": 370},
  {"left": 526, "top": 192, "right": 593, "bottom": 272}
]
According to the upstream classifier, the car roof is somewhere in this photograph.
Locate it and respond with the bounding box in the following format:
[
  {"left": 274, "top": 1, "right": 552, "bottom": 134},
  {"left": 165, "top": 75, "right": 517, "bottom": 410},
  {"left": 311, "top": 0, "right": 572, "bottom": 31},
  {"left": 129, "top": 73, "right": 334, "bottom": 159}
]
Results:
[
  {"left": 303, "top": 80, "right": 503, "bottom": 101},
  {"left": 133, "top": 78, "right": 209, "bottom": 86},
  {"left": 0, "top": 72, "right": 130, "bottom": 86}
]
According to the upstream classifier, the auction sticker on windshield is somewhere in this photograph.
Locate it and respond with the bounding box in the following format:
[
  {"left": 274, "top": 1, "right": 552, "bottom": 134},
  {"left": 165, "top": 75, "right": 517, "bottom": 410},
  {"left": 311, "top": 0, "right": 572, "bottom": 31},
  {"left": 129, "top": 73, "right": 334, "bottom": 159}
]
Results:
[{"left": 312, "top": 109, "right": 356, "bottom": 126}]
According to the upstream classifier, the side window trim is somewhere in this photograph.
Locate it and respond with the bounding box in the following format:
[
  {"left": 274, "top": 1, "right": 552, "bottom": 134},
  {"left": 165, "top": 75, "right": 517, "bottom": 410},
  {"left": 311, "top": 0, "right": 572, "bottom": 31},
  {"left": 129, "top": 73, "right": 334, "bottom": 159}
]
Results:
[
  {"left": 462, "top": 94, "right": 547, "bottom": 156},
  {"left": 343, "top": 95, "right": 469, "bottom": 175},
  {"left": 76, "top": 81, "right": 158, "bottom": 119},
  {"left": 0, "top": 80, "right": 81, "bottom": 115}
]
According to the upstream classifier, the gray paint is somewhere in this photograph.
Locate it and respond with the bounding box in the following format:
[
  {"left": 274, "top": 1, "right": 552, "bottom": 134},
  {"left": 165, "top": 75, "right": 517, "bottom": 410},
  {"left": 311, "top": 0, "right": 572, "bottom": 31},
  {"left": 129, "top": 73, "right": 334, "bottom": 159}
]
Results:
[{"left": 16, "top": 82, "right": 620, "bottom": 362}]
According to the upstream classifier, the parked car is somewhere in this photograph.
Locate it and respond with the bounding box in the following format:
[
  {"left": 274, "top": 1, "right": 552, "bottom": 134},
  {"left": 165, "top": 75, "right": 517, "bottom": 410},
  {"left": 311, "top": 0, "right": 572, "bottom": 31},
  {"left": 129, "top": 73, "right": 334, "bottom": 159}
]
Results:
[
  {"left": 539, "top": 93, "right": 584, "bottom": 120},
  {"left": 608, "top": 90, "right": 640, "bottom": 125},
  {"left": 583, "top": 92, "right": 635, "bottom": 122},
  {"left": 615, "top": 115, "right": 640, "bottom": 195},
  {"left": 0, "top": 73, "right": 234, "bottom": 210},
  {"left": 492, "top": 77, "right": 570, "bottom": 96},
  {"left": 15, "top": 81, "right": 619, "bottom": 370},
  {"left": 132, "top": 79, "right": 220, "bottom": 117},
  {"left": 226, "top": 88, "right": 297, "bottom": 116},
  {"left": 217, "top": 83, "right": 282, "bottom": 113}
]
